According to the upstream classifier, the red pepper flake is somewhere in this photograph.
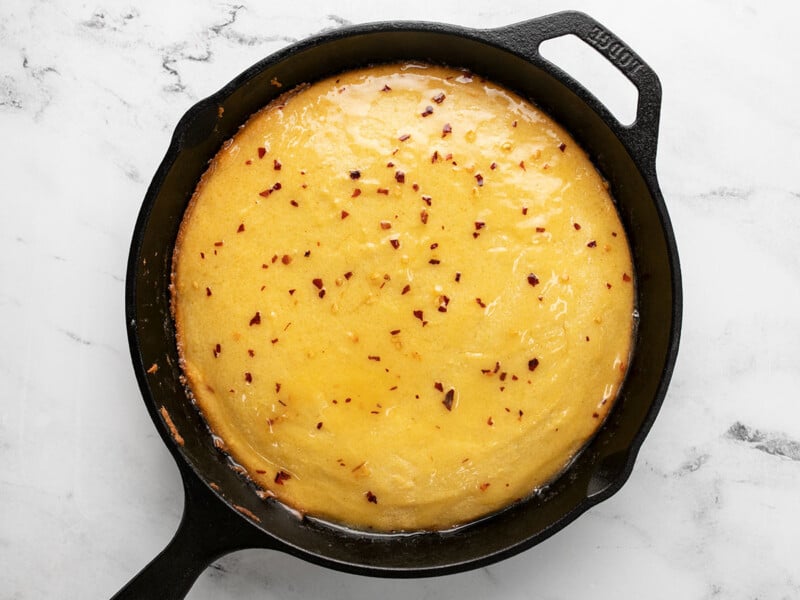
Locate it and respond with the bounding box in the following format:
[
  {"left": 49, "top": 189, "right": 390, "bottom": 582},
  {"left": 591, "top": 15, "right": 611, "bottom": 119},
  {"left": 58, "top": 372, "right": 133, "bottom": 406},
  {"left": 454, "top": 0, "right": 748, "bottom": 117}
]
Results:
[
  {"left": 398, "top": 133, "right": 411, "bottom": 142},
  {"left": 312, "top": 277, "right": 324, "bottom": 290},
  {"left": 366, "top": 491, "right": 378, "bottom": 503},
  {"left": 490, "top": 161, "right": 497, "bottom": 170},
  {"left": 386, "top": 161, "right": 394, "bottom": 168},
  {"left": 273, "top": 159, "right": 282, "bottom": 170},
  {"left": 389, "top": 238, "right": 400, "bottom": 249},
  {"left": 421, "top": 105, "right": 434, "bottom": 117},
  {"left": 606, "top": 283, "right": 612, "bottom": 289},
  {"left": 455, "top": 272, "right": 461, "bottom": 282},
  {"left": 377, "top": 188, "right": 389, "bottom": 195},
  {"left": 480, "top": 482, "right": 490, "bottom": 491},
  {"left": 288, "top": 289, "right": 295, "bottom": 295},
  {"left": 475, "top": 221, "right": 485, "bottom": 230},
  {"left": 623, "top": 273, "right": 632, "bottom": 282},
  {"left": 412, "top": 183, "right": 419, "bottom": 191},
  {"left": 213, "top": 343, "right": 221, "bottom": 357},
  {"left": 368, "top": 355, "right": 381, "bottom": 361},
  {"left": 442, "top": 123, "right": 452, "bottom": 137},
  {"left": 257, "top": 147, "right": 266, "bottom": 159},
  {"left": 573, "top": 222, "right": 582, "bottom": 230},
  {"left": 244, "top": 372, "right": 252, "bottom": 383},
  {"left": 401, "top": 284, "right": 411, "bottom": 295},
  {"left": 290, "top": 199, "right": 299, "bottom": 207},
  {"left": 587, "top": 240, "right": 597, "bottom": 248},
  {"left": 381, "top": 84, "right": 391, "bottom": 92},
  {"left": 249, "top": 312, "right": 261, "bottom": 326},
  {"left": 341, "top": 210, "right": 349, "bottom": 219},
  {"left": 527, "top": 273, "right": 540, "bottom": 287},
  {"left": 475, "top": 173, "right": 484, "bottom": 187},
  {"left": 248, "top": 349, "right": 255, "bottom": 357},
  {"left": 281, "top": 254, "right": 292, "bottom": 265},
  {"left": 437, "top": 295, "right": 450, "bottom": 312},
  {"left": 206, "top": 287, "right": 212, "bottom": 296},
  {"left": 380, "top": 221, "right": 392, "bottom": 230},
  {"left": 304, "top": 250, "right": 311, "bottom": 257},
  {"left": 200, "top": 252, "right": 205, "bottom": 259},
  {"left": 522, "top": 207, "right": 528, "bottom": 216},
  {"left": 499, "top": 372, "right": 507, "bottom": 381},
  {"left": 271, "top": 337, "right": 279, "bottom": 344},
  {"left": 273, "top": 182, "right": 282, "bottom": 191},
  {"left": 350, "top": 188, "right": 361, "bottom": 199},
  {"left": 519, "top": 160, "right": 526, "bottom": 171},
  {"left": 559, "top": 142, "right": 567, "bottom": 152},
  {"left": 344, "top": 271, "right": 354, "bottom": 280},
  {"left": 431, "top": 151, "right": 439, "bottom": 163},
  {"left": 237, "top": 223, "right": 245, "bottom": 233},
  {"left": 528, "top": 358, "right": 540, "bottom": 371},
  {"left": 432, "top": 92, "right": 446, "bottom": 104},
  {"left": 612, "top": 231, "right": 618, "bottom": 237},
  {"left": 245, "top": 159, "right": 252, "bottom": 165},
  {"left": 275, "top": 383, "right": 281, "bottom": 393},
  {"left": 395, "top": 170, "right": 405, "bottom": 183},
  {"left": 316, "top": 422, "right": 323, "bottom": 429},
  {"left": 259, "top": 188, "right": 272, "bottom": 198},
  {"left": 442, "top": 389, "right": 455, "bottom": 411},
  {"left": 274, "top": 471, "right": 291, "bottom": 485},
  {"left": 420, "top": 209, "right": 429, "bottom": 224},
  {"left": 421, "top": 195, "right": 432, "bottom": 206},
  {"left": 429, "top": 259, "right": 440, "bottom": 265},
  {"left": 592, "top": 412, "right": 600, "bottom": 419},
  {"left": 535, "top": 226, "right": 546, "bottom": 232},
  {"left": 390, "top": 329, "right": 401, "bottom": 335},
  {"left": 413, "top": 309, "right": 424, "bottom": 322},
  {"left": 434, "top": 381, "right": 444, "bottom": 392},
  {"left": 487, "top": 416, "right": 494, "bottom": 426},
  {"left": 349, "top": 170, "right": 361, "bottom": 180},
  {"left": 214, "top": 241, "right": 224, "bottom": 247}
]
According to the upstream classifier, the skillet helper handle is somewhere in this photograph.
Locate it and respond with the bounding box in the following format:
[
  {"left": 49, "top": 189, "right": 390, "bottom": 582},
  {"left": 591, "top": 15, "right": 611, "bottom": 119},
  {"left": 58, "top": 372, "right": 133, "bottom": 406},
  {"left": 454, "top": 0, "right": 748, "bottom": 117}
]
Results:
[
  {"left": 110, "top": 469, "right": 270, "bottom": 600},
  {"left": 487, "top": 11, "right": 662, "bottom": 170}
]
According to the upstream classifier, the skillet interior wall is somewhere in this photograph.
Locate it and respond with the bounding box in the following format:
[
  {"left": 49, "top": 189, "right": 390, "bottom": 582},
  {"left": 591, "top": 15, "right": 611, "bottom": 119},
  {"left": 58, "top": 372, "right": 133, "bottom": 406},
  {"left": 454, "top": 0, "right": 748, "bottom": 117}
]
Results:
[{"left": 130, "top": 26, "right": 676, "bottom": 574}]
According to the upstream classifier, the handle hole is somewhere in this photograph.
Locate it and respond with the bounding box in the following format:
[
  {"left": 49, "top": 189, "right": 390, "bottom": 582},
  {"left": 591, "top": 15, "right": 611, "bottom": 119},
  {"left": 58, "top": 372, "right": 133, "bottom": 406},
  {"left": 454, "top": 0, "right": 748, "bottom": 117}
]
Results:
[{"left": 540, "top": 34, "right": 639, "bottom": 126}]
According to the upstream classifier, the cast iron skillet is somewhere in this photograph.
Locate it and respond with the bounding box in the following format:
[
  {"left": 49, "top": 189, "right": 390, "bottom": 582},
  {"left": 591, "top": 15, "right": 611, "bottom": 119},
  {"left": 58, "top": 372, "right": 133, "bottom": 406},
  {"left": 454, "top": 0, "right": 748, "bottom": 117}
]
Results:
[{"left": 116, "top": 11, "right": 681, "bottom": 599}]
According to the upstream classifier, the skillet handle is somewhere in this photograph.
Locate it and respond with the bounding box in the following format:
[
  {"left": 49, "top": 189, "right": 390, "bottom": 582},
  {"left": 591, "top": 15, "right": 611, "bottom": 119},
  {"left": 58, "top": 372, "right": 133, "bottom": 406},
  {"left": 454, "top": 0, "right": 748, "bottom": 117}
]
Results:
[
  {"left": 110, "top": 467, "right": 273, "bottom": 600},
  {"left": 483, "top": 11, "right": 662, "bottom": 169}
]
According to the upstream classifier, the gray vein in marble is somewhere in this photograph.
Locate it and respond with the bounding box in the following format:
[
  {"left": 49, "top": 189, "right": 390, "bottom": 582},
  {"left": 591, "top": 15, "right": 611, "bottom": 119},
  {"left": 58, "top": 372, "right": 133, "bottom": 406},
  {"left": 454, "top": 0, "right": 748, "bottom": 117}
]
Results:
[
  {"left": 675, "top": 453, "right": 710, "bottom": 476},
  {"left": 326, "top": 14, "right": 354, "bottom": 28},
  {"left": 60, "top": 329, "right": 93, "bottom": 346},
  {"left": 80, "top": 8, "right": 139, "bottom": 32},
  {"left": 0, "top": 49, "right": 59, "bottom": 118},
  {"left": 726, "top": 421, "right": 800, "bottom": 462},
  {"left": 0, "top": 75, "right": 23, "bottom": 109}
]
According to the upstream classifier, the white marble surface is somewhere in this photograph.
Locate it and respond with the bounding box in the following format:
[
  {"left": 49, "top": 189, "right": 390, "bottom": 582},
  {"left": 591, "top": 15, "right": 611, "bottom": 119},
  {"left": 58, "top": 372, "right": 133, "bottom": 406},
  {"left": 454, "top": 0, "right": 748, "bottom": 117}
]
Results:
[{"left": 2, "top": 0, "right": 799, "bottom": 598}]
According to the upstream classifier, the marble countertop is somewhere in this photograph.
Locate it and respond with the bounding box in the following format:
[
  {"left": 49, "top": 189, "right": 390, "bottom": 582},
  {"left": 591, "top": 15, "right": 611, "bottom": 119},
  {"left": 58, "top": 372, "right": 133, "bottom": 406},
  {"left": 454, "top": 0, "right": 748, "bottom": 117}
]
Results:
[{"left": 2, "top": 0, "right": 798, "bottom": 598}]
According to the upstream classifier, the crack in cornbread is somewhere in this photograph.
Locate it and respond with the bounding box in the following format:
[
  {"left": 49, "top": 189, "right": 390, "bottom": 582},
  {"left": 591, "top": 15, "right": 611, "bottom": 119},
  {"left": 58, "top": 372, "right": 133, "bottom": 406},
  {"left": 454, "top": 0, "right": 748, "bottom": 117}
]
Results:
[{"left": 171, "top": 63, "right": 635, "bottom": 531}]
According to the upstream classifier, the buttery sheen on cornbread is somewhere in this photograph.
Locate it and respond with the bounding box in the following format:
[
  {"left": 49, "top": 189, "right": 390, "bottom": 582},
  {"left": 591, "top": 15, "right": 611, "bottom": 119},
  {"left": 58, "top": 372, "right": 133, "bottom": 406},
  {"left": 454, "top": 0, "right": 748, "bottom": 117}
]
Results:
[{"left": 171, "top": 63, "right": 635, "bottom": 532}]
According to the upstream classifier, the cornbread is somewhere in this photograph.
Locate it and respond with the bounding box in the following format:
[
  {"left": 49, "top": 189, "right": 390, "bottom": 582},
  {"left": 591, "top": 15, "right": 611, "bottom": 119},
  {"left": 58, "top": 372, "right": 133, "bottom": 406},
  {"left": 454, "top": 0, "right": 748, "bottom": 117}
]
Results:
[{"left": 171, "top": 63, "right": 635, "bottom": 531}]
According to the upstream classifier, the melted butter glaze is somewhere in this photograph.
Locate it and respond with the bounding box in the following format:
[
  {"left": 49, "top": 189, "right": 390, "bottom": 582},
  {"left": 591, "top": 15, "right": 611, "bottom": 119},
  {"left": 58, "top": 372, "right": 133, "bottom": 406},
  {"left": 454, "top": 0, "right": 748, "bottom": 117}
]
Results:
[{"left": 172, "top": 63, "right": 634, "bottom": 531}]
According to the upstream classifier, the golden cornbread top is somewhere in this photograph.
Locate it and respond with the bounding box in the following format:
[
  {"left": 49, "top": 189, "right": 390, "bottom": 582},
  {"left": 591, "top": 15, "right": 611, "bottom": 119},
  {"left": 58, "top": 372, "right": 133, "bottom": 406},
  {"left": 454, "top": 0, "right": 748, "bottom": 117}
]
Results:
[{"left": 171, "top": 63, "right": 635, "bottom": 532}]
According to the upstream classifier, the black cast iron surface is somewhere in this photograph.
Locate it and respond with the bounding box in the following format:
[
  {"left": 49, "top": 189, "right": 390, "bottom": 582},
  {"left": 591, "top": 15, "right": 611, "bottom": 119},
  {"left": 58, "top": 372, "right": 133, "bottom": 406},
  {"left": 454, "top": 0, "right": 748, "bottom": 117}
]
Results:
[{"left": 116, "top": 10, "right": 681, "bottom": 599}]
